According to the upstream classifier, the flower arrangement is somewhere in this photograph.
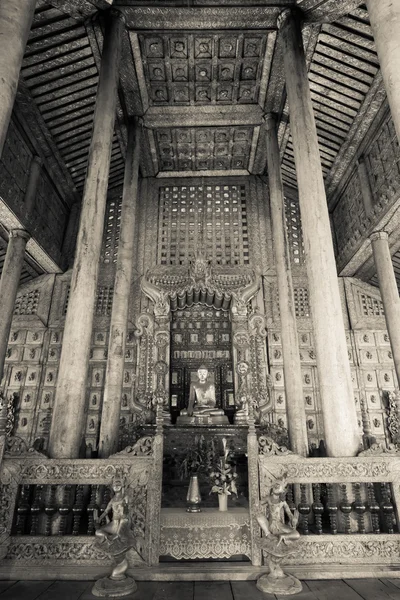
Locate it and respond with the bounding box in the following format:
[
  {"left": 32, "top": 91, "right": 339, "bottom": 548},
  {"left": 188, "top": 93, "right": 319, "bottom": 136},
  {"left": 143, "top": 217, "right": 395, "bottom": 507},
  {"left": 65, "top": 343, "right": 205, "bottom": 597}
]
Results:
[
  {"left": 178, "top": 435, "right": 218, "bottom": 480},
  {"left": 209, "top": 437, "right": 238, "bottom": 497}
]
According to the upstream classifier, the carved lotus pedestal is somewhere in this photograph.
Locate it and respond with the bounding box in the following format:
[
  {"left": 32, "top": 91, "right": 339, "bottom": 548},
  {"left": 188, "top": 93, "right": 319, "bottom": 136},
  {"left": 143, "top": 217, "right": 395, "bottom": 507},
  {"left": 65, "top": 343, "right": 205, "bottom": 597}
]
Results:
[
  {"left": 256, "top": 536, "right": 302, "bottom": 596},
  {"left": 92, "top": 534, "right": 139, "bottom": 597},
  {"left": 92, "top": 574, "right": 137, "bottom": 598}
]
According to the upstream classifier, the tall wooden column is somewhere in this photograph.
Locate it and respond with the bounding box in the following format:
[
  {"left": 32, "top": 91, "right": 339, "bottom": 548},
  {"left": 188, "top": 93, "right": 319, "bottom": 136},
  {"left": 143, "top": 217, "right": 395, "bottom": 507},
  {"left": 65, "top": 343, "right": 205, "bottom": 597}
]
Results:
[
  {"left": 49, "top": 11, "right": 124, "bottom": 459},
  {"left": 0, "top": 156, "right": 41, "bottom": 383},
  {"left": 357, "top": 157, "right": 374, "bottom": 217},
  {"left": 370, "top": 232, "right": 400, "bottom": 388},
  {"left": 0, "top": 0, "right": 36, "bottom": 157},
  {"left": 366, "top": 0, "right": 400, "bottom": 143},
  {"left": 265, "top": 113, "right": 308, "bottom": 456},
  {"left": 61, "top": 202, "right": 81, "bottom": 269},
  {"left": 278, "top": 9, "right": 360, "bottom": 457},
  {"left": 99, "top": 120, "right": 141, "bottom": 458}
]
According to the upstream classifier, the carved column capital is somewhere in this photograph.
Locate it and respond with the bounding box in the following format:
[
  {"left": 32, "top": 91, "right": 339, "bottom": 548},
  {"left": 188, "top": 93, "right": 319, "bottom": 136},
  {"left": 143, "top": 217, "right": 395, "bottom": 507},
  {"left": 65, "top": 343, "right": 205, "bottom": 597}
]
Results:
[
  {"left": 263, "top": 112, "right": 277, "bottom": 131},
  {"left": 30, "top": 155, "right": 43, "bottom": 168},
  {"left": 109, "top": 8, "right": 126, "bottom": 25},
  {"left": 277, "top": 8, "right": 294, "bottom": 30},
  {"left": 9, "top": 229, "right": 30, "bottom": 241},
  {"left": 370, "top": 231, "right": 389, "bottom": 243}
]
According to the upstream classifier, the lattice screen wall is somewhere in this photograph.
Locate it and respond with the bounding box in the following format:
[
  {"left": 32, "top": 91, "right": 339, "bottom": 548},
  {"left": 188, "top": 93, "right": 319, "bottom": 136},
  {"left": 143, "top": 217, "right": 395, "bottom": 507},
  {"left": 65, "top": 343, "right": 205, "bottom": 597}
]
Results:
[
  {"left": 63, "top": 285, "right": 114, "bottom": 316},
  {"left": 284, "top": 196, "right": 305, "bottom": 266},
  {"left": 157, "top": 183, "right": 249, "bottom": 266},
  {"left": 101, "top": 198, "right": 122, "bottom": 265},
  {"left": 359, "top": 293, "right": 385, "bottom": 317}
]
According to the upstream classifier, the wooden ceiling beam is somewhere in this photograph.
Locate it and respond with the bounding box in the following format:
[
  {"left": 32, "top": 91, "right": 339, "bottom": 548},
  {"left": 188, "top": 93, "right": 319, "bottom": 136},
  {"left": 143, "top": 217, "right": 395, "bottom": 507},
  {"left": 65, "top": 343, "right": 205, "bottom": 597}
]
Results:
[
  {"left": 143, "top": 105, "right": 264, "bottom": 129},
  {"left": 300, "top": 0, "right": 367, "bottom": 23},
  {"left": 120, "top": 5, "right": 291, "bottom": 30},
  {"left": 48, "top": 0, "right": 113, "bottom": 21}
]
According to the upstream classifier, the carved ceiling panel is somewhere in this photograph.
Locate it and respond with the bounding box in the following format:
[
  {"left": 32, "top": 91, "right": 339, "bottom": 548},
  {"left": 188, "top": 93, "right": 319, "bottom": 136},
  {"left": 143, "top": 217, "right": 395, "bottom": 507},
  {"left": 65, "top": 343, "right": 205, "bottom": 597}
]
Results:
[
  {"left": 138, "top": 32, "right": 269, "bottom": 107},
  {"left": 153, "top": 126, "right": 253, "bottom": 172}
]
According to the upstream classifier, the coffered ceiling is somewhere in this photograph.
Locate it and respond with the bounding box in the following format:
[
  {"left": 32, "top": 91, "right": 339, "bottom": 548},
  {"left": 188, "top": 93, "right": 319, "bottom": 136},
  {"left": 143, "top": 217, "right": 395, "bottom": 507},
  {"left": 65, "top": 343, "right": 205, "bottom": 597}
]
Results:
[
  {"left": 17, "top": 1, "right": 384, "bottom": 194},
  {"left": 138, "top": 32, "right": 269, "bottom": 107}
]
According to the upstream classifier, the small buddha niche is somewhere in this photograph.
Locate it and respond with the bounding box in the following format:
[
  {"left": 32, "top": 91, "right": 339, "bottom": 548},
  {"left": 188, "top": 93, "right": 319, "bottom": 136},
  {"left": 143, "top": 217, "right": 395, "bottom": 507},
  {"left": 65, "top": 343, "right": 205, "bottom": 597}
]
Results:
[{"left": 169, "top": 305, "right": 234, "bottom": 425}]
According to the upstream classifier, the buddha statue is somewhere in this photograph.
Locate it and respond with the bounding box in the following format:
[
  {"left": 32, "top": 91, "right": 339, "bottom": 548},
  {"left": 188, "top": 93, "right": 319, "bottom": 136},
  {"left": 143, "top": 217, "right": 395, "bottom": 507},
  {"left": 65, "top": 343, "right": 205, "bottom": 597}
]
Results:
[{"left": 177, "top": 366, "right": 228, "bottom": 425}]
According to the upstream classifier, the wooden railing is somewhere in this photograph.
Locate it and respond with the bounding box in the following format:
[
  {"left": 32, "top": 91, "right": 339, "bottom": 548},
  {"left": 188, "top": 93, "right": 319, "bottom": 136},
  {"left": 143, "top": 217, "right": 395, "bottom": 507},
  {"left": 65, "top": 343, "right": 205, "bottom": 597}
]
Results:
[
  {"left": 0, "top": 432, "right": 163, "bottom": 575},
  {"left": 1, "top": 430, "right": 400, "bottom": 579},
  {"left": 258, "top": 447, "right": 400, "bottom": 576}
]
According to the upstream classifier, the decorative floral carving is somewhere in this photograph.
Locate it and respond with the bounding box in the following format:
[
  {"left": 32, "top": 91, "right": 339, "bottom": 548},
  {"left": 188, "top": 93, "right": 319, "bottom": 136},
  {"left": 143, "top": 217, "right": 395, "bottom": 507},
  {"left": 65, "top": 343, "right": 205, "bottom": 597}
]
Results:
[
  {"left": 358, "top": 443, "right": 400, "bottom": 457},
  {"left": 17, "top": 461, "right": 151, "bottom": 484},
  {"left": 155, "top": 333, "right": 169, "bottom": 348},
  {"left": 233, "top": 332, "right": 250, "bottom": 348},
  {"left": 285, "top": 537, "right": 400, "bottom": 564},
  {"left": 0, "top": 483, "right": 15, "bottom": 529},
  {"left": 259, "top": 458, "right": 392, "bottom": 483},
  {"left": 258, "top": 436, "right": 292, "bottom": 457},
  {"left": 5, "top": 538, "right": 110, "bottom": 563},
  {"left": 154, "top": 361, "right": 168, "bottom": 376},
  {"left": 111, "top": 436, "right": 154, "bottom": 457},
  {"left": 5, "top": 436, "right": 46, "bottom": 458},
  {"left": 387, "top": 390, "right": 400, "bottom": 445}
]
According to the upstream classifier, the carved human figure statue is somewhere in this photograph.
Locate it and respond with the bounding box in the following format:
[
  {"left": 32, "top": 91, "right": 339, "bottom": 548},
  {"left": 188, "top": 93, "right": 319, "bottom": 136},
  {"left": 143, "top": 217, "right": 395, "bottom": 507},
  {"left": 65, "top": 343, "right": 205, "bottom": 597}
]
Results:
[
  {"left": 96, "top": 480, "right": 130, "bottom": 544},
  {"left": 93, "top": 479, "right": 144, "bottom": 596},
  {"left": 181, "top": 366, "right": 224, "bottom": 417},
  {"left": 95, "top": 479, "right": 143, "bottom": 580},
  {"left": 257, "top": 478, "right": 300, "bottom": 545},
  {"left": 255, "top": 476, "right": 302, "bottom": 596}
]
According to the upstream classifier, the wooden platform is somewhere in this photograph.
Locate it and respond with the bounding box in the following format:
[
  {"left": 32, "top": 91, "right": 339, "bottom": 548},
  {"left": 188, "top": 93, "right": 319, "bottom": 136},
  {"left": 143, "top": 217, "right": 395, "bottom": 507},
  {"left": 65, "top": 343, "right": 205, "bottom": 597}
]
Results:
[{"left": 1, "top": 579, "right": 400, "bottom": 600}]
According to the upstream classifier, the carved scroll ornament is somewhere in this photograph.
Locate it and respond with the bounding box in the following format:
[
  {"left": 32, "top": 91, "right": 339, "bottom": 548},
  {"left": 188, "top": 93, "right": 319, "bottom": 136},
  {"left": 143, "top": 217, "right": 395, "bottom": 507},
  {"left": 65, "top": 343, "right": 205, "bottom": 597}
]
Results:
[{"left": 141, "top": 259, "right": 259, "bottom": 315}]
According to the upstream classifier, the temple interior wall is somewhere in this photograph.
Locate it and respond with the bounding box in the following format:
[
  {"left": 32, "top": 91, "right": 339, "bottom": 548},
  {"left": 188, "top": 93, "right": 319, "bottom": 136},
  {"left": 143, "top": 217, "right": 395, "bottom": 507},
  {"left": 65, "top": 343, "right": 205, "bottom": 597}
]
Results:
[
  {"left": 0, "top": 175, "right": 397, "bottom": 454},
  {"left": 332, "top": 107, "right": 400, "bottom": 273},
  {"left": 0, "top": 115, "right": 70, "bottom": 266}
]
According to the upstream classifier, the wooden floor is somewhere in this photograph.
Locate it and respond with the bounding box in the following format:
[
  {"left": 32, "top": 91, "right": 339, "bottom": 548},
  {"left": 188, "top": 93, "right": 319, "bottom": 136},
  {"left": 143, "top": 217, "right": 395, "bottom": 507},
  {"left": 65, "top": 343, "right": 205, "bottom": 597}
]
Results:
[{"left": 1, "top": 579, "right": 400, "bottom": 600}]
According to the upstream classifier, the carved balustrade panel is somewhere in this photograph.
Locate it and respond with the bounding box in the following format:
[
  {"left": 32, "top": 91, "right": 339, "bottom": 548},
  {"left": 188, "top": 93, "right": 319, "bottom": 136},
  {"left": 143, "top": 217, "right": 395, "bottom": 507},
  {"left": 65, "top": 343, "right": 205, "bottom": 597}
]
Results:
[
  {"left": 0, "top": 435, "right": 163, "bottom": 567},
  {"left": 258, "top": 449, "right": 400, "bottom": 551}
]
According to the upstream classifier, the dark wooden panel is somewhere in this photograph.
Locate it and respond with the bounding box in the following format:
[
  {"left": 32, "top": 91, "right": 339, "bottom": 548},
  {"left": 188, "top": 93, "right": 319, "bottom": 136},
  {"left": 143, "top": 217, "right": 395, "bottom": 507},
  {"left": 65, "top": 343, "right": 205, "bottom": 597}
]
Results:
[
  {"left": 345, "top": 579, "right": 400, "bottom": 600},
  {"left": 231, "top": 580, "right": 273, "bottom": 600},
  {"left": 0, "top": 582, "right": 17, "bottom": 595},
  {"left": 0, "top": 581, "right": 53, "bottom": 600},
  {"left": 307, "top": 580, "right": 364, "bottom": 600},
  {"left": 35, "top": 581, "right": 90, "bottom": 600},
  {"left": 194, "top": 582, "right": 232, "bottom": 600},
  {"left": 153, "top": 582, "right": 194, "bottom": 600}
]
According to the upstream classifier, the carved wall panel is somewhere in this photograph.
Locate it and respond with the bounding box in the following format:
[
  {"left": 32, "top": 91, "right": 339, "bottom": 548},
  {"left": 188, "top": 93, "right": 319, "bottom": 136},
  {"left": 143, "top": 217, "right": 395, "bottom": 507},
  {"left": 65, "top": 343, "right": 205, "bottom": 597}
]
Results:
[
  {"left": 267, "top": 328, "right": 324, "bottom": 448},
  {"left": 366, "top": 116, "right": 400, "bottom": 209},
  {"left": 2, "top": 272, "right": 137, "bottom": 451},
  {"left": 333, "top": 166, "right": 365, "bottom": 266},
  {"left": 262, "top": 273, "right": 398, "bottom": 451},
  {"left": 0, "top": 117, "right": 68, "bottom": 261},
  {"left": 333, "top": 111, "right": 400, "bottom": 272},
  {"left": 267, "top": 325, "right": 396, "bottom": 449}
]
